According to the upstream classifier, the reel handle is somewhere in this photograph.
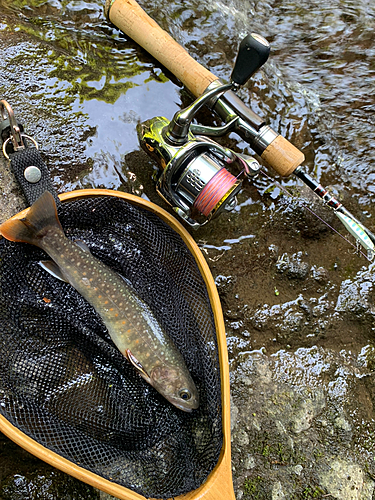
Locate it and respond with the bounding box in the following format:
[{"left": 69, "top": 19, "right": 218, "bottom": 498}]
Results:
[
  {"left": 105, "top": 0, "right": 305, "bottom": 177},
  {"left": 231, "top": 34, "right": 270, "bottom": 86}
]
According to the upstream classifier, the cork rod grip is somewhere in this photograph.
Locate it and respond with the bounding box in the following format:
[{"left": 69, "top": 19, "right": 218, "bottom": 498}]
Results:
[
  {"left": 105, "top": 0, "right": 218, "bottom": 97},
  {"left": 261, "top": 135, "right": 305, "bottom": 176}
]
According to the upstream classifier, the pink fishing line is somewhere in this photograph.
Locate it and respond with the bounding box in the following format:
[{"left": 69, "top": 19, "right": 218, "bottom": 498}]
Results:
[{"left": 194, "top": 168, "right": 237, "bottom": 217}]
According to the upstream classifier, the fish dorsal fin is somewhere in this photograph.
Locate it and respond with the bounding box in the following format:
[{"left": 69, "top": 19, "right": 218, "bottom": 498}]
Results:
[
  {"left": 74, "top": 239, "right": 92, "bottom": 253},
  {"left": 39, "top": 260, "right": 69, "bottom": 282},
  {"left": 126, "top": 349, "right": 151, "bottom": 382}
]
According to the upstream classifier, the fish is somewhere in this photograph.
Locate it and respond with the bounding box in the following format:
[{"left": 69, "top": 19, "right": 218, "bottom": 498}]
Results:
[{"left": 0, "top": 191, "right": 199, "bottom": 412}]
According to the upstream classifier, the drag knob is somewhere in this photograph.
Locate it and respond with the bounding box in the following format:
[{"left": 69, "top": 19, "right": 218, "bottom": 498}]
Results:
[{"left": 231, "top": 33, "right": 270, "bottom": 86}]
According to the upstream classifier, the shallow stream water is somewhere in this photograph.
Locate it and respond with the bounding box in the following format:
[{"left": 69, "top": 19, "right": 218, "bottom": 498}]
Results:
[{"left": 1, "top": 0, "right": 375, "bottom": 499}]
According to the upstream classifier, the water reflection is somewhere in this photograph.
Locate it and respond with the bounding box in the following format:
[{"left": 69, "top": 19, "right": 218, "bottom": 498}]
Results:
[{"left": 0, "top": 0, "right": 182, "bottom": 194}]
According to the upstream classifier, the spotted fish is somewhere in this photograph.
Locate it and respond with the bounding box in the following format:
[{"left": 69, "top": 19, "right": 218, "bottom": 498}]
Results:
[{"left": 0, "top": 191, "right": 199, "bottom": 412}]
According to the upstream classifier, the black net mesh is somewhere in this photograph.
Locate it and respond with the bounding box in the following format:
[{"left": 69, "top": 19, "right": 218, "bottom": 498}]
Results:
[{"left": 0, "top": 195, "right": 223, "bottom": 499}]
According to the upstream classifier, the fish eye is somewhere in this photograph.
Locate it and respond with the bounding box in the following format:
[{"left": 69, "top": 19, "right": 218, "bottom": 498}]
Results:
[{"left": 179, "top": 388, "right": 192, "bottom": 401}]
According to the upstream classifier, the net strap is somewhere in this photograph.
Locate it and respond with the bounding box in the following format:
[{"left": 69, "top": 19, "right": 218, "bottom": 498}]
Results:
[{"left": 0, "top": 104, "right": 60, "bottom": 206}]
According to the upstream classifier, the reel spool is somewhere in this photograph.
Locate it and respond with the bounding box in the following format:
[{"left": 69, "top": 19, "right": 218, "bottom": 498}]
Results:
[{"left": 137, "top": 33, "right": 270, "bottom": 227}]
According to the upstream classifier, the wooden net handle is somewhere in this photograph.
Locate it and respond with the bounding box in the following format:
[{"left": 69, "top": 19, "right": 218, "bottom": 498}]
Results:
[{"left": 105, "top": 0, "right": 305, "bottom": 176}]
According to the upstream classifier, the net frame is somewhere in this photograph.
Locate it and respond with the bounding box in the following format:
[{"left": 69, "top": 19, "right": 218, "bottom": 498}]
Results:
[{"left": 0, "top": 189, "right": 232, "bottom": 500}]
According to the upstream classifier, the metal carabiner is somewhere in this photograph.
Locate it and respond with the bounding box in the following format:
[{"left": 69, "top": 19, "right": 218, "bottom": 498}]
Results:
[
  {"left": 0, "top": 100, "right": 24, "bottom": 150},
  {"left": 0, "top": 99, "right": 38, "bottom": 160}
]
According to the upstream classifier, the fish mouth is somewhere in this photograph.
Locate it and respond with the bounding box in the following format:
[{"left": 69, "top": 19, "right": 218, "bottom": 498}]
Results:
[
  {"left": 175, "top": 404, "right": 193, "bottom": 412},
  {"left": 166, "top": 394, "right": 199, "bottom": 412}
]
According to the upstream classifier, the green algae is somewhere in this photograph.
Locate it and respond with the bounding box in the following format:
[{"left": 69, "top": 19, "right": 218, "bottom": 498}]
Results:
[
  {"left": 243, "top": 475, "right": 268, "bottom": 499},
  {"left": 301, "top": 485, "right": 326, "bottom": 499}
]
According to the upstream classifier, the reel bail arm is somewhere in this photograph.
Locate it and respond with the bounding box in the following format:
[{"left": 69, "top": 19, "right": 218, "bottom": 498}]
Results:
[
  {"left": 165, "top": 82, "right": 234, "bottom": 145},
  {"left": 165, "top": 33, "right": 270, "bottom": 146},
  {"left": 137, "top": 35, "right": 268, "bottom": 226}
]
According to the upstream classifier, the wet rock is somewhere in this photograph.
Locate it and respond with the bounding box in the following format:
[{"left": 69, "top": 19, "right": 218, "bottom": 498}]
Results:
[
  {"left": 318, "top": 458, "right": 374, "bottom": 500},
  {"left": 288, "top": 388, "right": 326, "bottom": 434},
  {"left": 271, "top": 481, "right": 286, "bottom": 499},
  {"left": 249, "top": 292, "right": 336, "bottom": 345},
  {"left": 335, "top": 263, "right": 375, "bottom": 321},
  {"left": 276, "top": 251, "right": 310, "bottom": 280},
  {"left": 358, "top": 345, "right": 375, "bottom": 371},
  {"left": 270, "top": 184, "right": 338, "bottom": 240},
  {"left": 230, "top": 348, "right": 375, "bottom": 500},
  {"left": 310, "top": 265, "right": 330, "bottom": 285},
  {"left": 252, "top": 297, "right": 305, "bottom": 332},
  {"left": 215, "top": 274, "right": 237, "bottom": 297}
]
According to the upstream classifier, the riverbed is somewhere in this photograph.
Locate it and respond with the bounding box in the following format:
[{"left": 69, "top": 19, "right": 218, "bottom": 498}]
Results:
[{"left": 1, "top": 0, "right": 375, "bottom": 499}]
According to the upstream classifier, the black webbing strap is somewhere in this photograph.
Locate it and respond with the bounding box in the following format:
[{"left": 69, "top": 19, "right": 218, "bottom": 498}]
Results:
[
  {"left": 0, "top": 110, "right": 60, "bottom": 208},
  {"left": 7, "top": 146, "right": 61, "bottom": 207}
]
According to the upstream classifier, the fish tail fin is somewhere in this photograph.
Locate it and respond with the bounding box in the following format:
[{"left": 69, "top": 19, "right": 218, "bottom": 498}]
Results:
[{"left": 0, "top": 191, "right": 62, "bottom": 247}]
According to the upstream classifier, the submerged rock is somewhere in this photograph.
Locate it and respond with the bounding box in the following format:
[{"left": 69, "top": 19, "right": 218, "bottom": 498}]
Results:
[{"left": 249, "top": 292, "right": 336, "bottom": 345}]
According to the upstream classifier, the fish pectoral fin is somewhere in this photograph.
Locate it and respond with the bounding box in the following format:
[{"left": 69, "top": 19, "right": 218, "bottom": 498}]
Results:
[
  {"left": 125, "top": 349, "right": 151, "bottom": 382},
  {"left": 39, "top": 260, "right": 69, "bottom": 282},
  {"left": 74, "top": 239, "right": 92, "bottom": 253}
]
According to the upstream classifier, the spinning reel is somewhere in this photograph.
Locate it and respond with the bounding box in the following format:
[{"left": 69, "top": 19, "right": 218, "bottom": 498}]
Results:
[{"left": 137, "top": 34, "right": 270, "bottom": 227}]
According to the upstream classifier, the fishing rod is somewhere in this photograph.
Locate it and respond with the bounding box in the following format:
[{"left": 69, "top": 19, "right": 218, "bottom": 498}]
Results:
[{"left": 105, "top": 0, "right": 375, "bottom": 259}]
